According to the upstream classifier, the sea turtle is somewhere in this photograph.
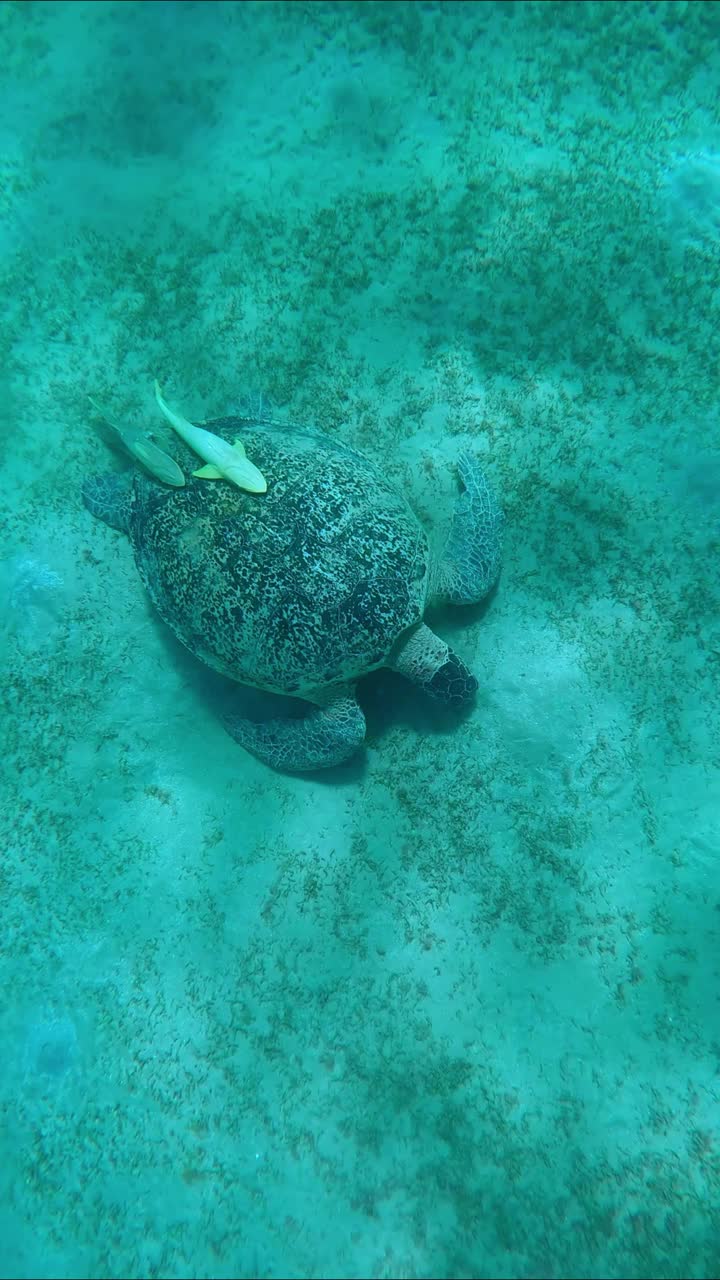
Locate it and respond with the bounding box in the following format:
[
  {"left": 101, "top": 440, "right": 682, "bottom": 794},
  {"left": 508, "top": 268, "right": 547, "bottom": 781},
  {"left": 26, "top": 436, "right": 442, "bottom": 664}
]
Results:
[{"left": 82, "top": 398, "right": 504, "bottom": 772}]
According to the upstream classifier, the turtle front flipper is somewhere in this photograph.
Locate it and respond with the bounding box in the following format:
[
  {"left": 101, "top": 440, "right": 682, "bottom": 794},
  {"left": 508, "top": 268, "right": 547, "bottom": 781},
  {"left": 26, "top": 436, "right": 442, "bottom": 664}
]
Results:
[
  {"left": 82, "top": 472, "right": 133, "bottom": 534},
  {"left": 431, "top": 453, "right": 504, "bottom": 606},
  {"left": 224, "top": 686, "right": 366, "bottom": 772}
]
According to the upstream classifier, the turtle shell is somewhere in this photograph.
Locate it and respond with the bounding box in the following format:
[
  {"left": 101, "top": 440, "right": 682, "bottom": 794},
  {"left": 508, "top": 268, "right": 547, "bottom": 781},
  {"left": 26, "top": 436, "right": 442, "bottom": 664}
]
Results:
[{"left": 128, "top": 418, "right": 429, "bottom": 696}]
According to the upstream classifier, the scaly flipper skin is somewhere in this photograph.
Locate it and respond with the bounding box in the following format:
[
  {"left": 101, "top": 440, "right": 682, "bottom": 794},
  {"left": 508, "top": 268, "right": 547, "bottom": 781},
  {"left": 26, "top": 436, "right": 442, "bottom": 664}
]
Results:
[
  {"left": 224, "top": 688, "right": 366, "bottom": 772},
  {"left": 82, "top": 473, "right": 133, "bottom": 533},
  {"left": 431, "top": 453, "right": 504, "bottom": 606}
]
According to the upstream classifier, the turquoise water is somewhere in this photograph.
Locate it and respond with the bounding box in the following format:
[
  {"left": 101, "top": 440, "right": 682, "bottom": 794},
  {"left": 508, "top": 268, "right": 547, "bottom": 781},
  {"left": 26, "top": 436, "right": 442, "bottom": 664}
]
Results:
[{"left": 1, "top": 1, "right": 719, "bottom": 1276}]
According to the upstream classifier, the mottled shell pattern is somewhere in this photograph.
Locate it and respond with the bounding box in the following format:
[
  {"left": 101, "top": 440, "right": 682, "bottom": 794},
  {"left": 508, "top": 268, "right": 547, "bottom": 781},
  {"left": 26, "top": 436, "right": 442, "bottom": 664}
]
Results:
[{"left": 129, "top": 417, "right": 429, "bottom": 696}]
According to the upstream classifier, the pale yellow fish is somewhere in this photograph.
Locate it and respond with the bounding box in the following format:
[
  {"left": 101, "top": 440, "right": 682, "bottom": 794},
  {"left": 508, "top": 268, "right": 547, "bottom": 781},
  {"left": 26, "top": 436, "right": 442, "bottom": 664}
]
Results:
[
  {"left": 88, "top": 396, "right": 185, "bottom": 487},
  {"left": 154, "top": 381, "right": 267, "bottom": 494}
]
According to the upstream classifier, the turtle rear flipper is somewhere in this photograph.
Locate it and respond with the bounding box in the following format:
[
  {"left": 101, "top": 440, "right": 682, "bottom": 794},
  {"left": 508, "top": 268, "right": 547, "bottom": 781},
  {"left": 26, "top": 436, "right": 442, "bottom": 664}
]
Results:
[
  {"left": 224, "top": 686, "right": 366, "bottom": 772},
  {"left": 82, "top": 472, "right": 133, "bottom": 534}
]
